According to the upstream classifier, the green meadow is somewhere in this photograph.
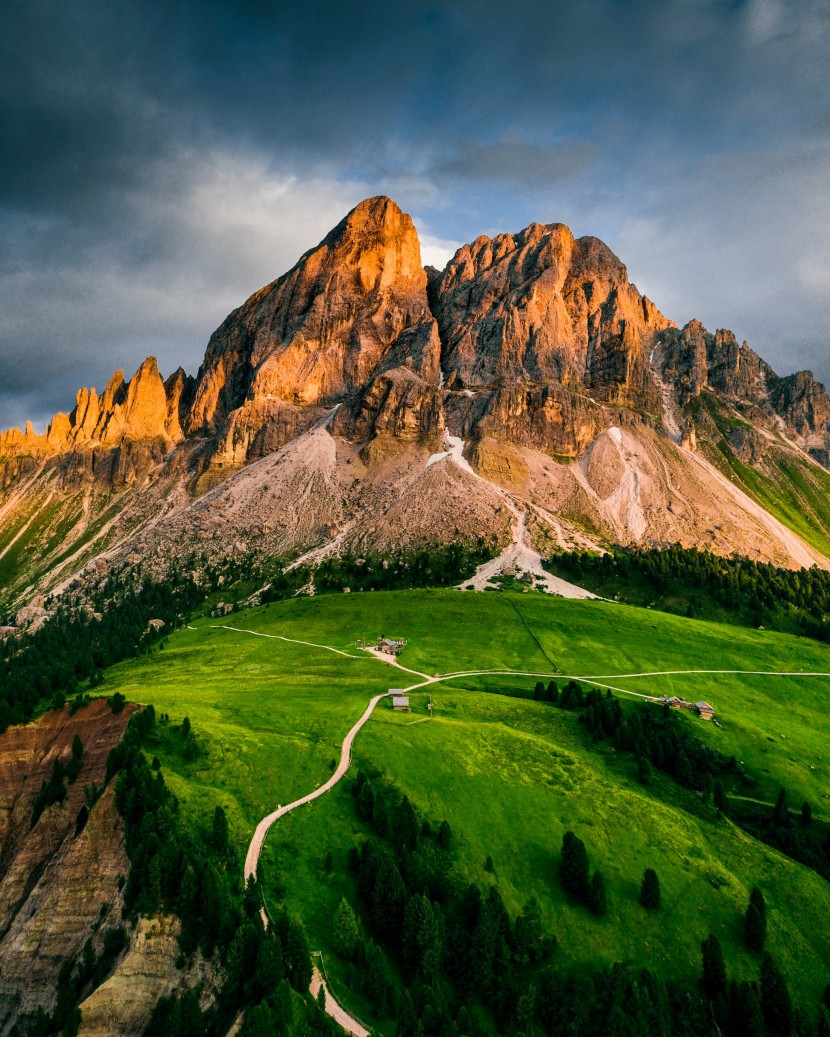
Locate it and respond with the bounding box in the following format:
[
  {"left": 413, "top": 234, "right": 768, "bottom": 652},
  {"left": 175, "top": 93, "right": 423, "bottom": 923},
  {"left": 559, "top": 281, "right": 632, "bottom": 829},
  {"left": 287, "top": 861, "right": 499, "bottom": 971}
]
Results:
[{"left": 100, "top": 589, "right": 830, "bottom": 1020}]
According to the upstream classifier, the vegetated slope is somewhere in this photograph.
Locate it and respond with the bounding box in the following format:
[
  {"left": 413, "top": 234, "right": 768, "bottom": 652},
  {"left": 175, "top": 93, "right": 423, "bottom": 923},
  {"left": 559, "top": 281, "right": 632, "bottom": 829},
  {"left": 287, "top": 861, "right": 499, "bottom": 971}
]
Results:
[
  {"left": 548, "top": 546, "right": 830, "bottom": 640},
  {"left": 2, "top": 198, "right": 830, "bottom": 619},
  {"left": 97, "top": 590, "right": 830, "bottom": 1029}
]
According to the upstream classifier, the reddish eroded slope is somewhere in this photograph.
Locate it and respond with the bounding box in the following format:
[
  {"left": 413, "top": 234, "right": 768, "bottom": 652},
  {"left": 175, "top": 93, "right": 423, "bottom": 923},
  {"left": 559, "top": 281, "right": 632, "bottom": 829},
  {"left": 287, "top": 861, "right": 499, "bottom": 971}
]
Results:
[{"left": 0, "top": 699, "right": 135, "bottom": 1032}]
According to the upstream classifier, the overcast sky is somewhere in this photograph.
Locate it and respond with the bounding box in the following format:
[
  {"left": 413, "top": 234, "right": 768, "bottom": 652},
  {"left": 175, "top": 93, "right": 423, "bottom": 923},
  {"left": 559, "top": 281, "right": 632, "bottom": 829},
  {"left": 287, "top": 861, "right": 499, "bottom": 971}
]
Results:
[{"left": 2, "top": 0, "right": 829, "bottom": 431}]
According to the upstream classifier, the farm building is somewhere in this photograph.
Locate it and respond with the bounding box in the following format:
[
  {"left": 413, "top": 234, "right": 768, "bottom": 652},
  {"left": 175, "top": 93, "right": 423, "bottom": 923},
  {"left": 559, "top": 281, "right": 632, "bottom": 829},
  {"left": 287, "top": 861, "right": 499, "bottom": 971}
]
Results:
[
  {"left": 695, "top": 701, "right": 715, "bottom": 720},
  {"left": 378, "top": 637, "right": 407, "bottom": 656},
  {"left": 391, "top": 696, "right": 410, "bottom": 712}
]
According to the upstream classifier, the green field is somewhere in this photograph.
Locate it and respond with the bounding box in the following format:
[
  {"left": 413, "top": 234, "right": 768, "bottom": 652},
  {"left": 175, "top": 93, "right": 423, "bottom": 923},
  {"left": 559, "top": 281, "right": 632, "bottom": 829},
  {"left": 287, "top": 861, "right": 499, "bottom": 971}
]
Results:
[{"left": 99, "top": 590, "right": 830, "bottom": 1023}]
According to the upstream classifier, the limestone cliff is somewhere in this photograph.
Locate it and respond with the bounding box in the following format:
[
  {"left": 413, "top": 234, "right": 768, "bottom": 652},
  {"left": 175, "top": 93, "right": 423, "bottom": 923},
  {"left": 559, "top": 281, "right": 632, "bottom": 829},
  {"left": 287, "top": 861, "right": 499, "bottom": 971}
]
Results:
[{"left": 430, "top": 221, "right": 672, "bottom": 407}]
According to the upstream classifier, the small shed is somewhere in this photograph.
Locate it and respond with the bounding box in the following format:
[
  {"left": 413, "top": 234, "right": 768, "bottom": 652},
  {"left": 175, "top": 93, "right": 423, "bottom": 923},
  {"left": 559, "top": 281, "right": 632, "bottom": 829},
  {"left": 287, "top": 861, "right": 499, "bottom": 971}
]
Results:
[
  {"left": 695, "top": 701, "right": 715, "bottom": 720},
  {"left": 379, "top": 638, "right": 406, "bottom": 656},
  {"left": 665, "top": 696, "right": 684, "bottom": 709},
  {"left": 391, "top": 696, "right": 410, "bottom": 712}
]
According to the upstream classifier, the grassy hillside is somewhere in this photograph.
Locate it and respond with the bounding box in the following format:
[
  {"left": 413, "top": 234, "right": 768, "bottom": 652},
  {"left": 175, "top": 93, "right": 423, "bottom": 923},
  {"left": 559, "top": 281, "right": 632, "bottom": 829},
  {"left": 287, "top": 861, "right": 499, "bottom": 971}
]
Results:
[
  {"left": 696, "top": 392, "right": 830, "bottom": 558},
  {"left": 98, "top": 590, "right": 830, "bottom": 1026}
]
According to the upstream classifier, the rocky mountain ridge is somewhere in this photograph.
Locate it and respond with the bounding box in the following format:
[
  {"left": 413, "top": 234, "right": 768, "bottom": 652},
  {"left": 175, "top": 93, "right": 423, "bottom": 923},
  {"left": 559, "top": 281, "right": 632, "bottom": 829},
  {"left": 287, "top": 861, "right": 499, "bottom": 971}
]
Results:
[{"left": 2, "top": 196, "right": 830, "bottom": 612}]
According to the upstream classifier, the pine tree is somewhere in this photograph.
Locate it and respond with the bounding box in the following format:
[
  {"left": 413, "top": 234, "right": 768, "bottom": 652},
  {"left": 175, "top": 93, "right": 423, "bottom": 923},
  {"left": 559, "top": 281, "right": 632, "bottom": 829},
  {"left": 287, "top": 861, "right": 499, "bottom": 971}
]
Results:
[
  {"left": 801, "top": 801, "right": 812, "bottom": 827},
  {"left": 397, "top": 989, "right": 419, "bottom": 1037},
  {"left": 514, "top": 897, "right": 544, "bottom": 965},
  {"left": 438, "top": 819, "right": 453, "bottom": 850},
  {"left": 272, "top": 978, "right": 293, "bottom": 1031},
  {"left": 534, "top": 681, "right": 544, "bottom": 701},
  {"left": 772, "top": 787, "right": 790, "bottom": 828},
  {"left": 637, "top": 755, "right": 653, "bottom": 786},
  {"left": 284, "top": 918, "right": 312, "bottom": 991},
  {"left": 640, "top": 868, "right": 660, "bottom": 910},
  {"left": 701, "top": 933, "right": 727, "bottom": 999},
  {"left": 255, "top": 934, "right": 283, "bottom": 997},
  {"left": 744, "top": 887, "right": 767, "bottom": 953},
  {"left": 760, "top": 953, "right": 793, "bottom": 1036},
  {"left": 560, "top": 831, "right": 590, "bottom": 901},
  {"left": 397, "top": 795, "right": 419, "bottom": 852},
  {"left": 241, "top": 1002, "right": 275, "bottom": 1037},
  {"left": 211, "top": 805, "right": 229, "bottom": 854},
  {"left": 588, "top": 870, "right": 607, "bottom": 915},
  {"left": 729, "top": 980, "right": 765, "bottom": 1037},
  {"left": 547, "top": 680, "right": 559, "bottom": 703},
  {"left": 357, "top": 781, "right": 375, "bottom": 822},
  {"left": 714, "top": 781, "right": 730, "bottom": 817},
  {"left": 334, "top": 897, "right": 361, "bottom": 960}
]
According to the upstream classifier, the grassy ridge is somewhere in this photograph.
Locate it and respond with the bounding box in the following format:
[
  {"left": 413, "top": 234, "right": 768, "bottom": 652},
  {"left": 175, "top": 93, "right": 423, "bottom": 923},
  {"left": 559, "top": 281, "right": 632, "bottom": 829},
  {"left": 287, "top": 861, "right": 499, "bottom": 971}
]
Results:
[{"left": 98, "top": 590, "right": 830, "bottom": 1021}]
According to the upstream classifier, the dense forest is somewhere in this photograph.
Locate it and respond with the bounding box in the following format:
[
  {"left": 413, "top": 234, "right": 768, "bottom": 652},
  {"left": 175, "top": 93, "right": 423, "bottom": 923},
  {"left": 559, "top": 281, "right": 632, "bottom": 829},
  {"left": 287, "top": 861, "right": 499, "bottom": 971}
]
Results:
[
  {"left": 306, "top": 542, "right": 494, "bottom": 595},
  {"left": 547, "top": 547, "right": 830, "bottom": 641}
]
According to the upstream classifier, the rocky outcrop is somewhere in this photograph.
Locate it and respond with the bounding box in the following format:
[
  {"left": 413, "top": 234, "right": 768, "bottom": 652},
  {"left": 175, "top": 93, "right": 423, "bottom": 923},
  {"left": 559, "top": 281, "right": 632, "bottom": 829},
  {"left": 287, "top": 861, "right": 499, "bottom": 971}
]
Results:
[
  {"left": 184, "top": 197, "right": 438, "bottom": 437},
  {"left": 467, "top": 438, "right": 530, "bottom": 485},
  {"left": 727, "top": 428, "right": 769, "bottom": 464},
  {"left": 0, "top": 700, "right": 136, "bottom": 1033},
  {"left": 79, "top": 917, "right": 214, "bottom": 1037},
  {"left": 430, "top": 221, "right": 671, "bottom": 409},
  {"left": 0, "top": 357, "right": 182, "bottom": 467},
  {"left": 448, "top": 383, "right": 609, "bottom": 458},
  {"left": 659, "top": 321, "right": 830, "bottom": 448},
  {"left": 333, "top": 367, "right": 444, "bottom": 447},
  {"left": 769, "top": 370, "right": 830, "bottom": 439}
]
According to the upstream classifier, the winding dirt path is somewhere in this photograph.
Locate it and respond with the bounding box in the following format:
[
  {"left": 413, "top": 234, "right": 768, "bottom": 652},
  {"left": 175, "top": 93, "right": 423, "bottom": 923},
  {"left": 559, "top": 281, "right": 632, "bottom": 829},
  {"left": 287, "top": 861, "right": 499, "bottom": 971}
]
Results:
[
  {"left": 310, "top": 957, "right": 370, "bottom": 1037},
  {"left": 243, "top": 688, "right": 390, "bottom": 884},
  {"left": 212, "top": 623, "right": 365, "bottom": 660}
]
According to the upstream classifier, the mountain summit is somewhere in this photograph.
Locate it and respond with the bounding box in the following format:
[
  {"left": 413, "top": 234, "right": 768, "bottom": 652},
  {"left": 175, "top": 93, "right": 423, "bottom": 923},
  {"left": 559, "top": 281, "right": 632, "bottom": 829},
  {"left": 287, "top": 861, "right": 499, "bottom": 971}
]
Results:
[{"left": 2, "top": 197, "right": 830, "bottom": 611}]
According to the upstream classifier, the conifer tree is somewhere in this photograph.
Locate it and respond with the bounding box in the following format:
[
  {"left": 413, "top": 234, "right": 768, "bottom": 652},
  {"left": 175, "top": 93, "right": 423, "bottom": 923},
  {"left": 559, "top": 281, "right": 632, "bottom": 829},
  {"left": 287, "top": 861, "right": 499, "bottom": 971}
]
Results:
[
  {"left": 211, "top": 805, "right": 229, "bottom": 854},
  {"left": 397, "top": 795, "right": 419, "bottom": 852},
  {"left": 560, "top": 831, "right": 590, "bottom": 901},
  {"left": 640, "top": 868, "right": 661, "bottom": 910},
  {"left": 588, "top": 870, "right": 607, "bottom": 915},
  {"left": 729, "top": 980, "right": 765, "bottom": 1037},
  {"left": 772, "top": 787, "right": 790, "bottom": 828},
  {"left": 701, "top": 934, "right": 727, "bottom": 999},
  {"left": 760, "top": 953, "right": 793, "bottom": 1036},
  {"left": 714, "top": 781, "right": 730, "bottom": 817},
  {"left": 334, "top": 897, "right": 361, "bottom": 960},
  {"left": 744, "top": 887, "right": 767, "bottom": 953},
  {"left": 283, "top": 918, "right": 312, "bottom": 991}
]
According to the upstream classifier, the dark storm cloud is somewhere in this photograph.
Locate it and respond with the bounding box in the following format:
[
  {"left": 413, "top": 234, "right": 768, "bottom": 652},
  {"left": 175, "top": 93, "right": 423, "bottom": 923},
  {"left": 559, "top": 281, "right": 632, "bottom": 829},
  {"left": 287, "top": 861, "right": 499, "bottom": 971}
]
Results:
[{"left": 2, "top": 0, "right": 830, "bottom": 430}]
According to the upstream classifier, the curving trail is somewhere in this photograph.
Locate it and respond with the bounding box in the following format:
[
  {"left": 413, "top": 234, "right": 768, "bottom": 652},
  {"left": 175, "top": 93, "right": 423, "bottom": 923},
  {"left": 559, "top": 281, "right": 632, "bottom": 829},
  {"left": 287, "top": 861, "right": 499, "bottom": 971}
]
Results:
[
  {"left": 243, "top": 689, "right": 390, "bottom": 884},
  {"left": 310, "top": 958, "right": 369, "bottom": 1037},
  {"left": 212, "top": 623, "right": 365, "bottom": 660}
]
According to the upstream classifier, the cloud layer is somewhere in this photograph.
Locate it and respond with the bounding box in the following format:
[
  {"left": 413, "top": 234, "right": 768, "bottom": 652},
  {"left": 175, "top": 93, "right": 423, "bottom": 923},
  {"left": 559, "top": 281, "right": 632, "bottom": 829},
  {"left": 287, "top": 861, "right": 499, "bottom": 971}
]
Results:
[{"left": 2, "top": 0, "right": 829, "bottom": 429}]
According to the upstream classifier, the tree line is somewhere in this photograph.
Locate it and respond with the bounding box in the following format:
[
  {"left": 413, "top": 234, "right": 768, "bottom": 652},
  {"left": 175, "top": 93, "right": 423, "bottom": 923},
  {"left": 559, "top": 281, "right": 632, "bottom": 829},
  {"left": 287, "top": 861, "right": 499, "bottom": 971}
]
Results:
[
  {"left": 306, "top": 541, "right": 494, "bottom": 595},
  {"left": 548, "top": 546, "right": 830, "bottom": 641}
]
